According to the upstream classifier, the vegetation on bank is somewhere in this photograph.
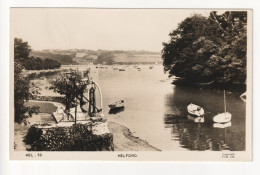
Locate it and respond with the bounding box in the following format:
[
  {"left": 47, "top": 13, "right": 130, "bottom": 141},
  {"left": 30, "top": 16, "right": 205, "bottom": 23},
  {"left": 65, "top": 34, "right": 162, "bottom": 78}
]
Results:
[
  {"left": 14, "top": 60, "right": 39, "bottom": 124},
  {"left": 95, "top": 52, "right": 115, "bottom": 65},
  {"left": 14, "top": 38, "right": 58, "bottom": 123},
  {"left": 162, "top": 11, "right": 247, "bottom": 90},
  {"left": 15, "top": 38, "right": 61, "bottom": 70},
  {"left": 30, "top": 51, "right": 76, "bottom": 65},
  {"left": 25, "top": 124, "right": 113, "bottom": 151}
]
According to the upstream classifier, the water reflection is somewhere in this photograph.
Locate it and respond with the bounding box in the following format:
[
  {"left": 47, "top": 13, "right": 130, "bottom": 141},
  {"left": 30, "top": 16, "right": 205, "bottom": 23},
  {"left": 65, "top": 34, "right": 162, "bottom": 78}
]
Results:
[
  {"left": 164, "top": 86, "right": 245, "bottom": 151},
  {"left": 108, "top": 107, "right": 125, "bottom": 114}
]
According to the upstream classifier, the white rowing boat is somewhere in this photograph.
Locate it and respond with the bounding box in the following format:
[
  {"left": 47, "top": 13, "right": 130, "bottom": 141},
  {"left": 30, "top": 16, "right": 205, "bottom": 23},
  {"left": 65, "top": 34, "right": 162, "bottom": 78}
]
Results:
[
  {"left": 108, "top": 100, "right": 124, "bottom": 109},
  {"left": 187, "top": 103, "right": 204, "bottom": 117}
]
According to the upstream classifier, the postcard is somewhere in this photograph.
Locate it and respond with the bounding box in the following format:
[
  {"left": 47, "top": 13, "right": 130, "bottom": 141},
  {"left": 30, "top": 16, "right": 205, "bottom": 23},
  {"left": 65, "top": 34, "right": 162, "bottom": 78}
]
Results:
[{"left": 10, "top": 8, "right": 252, "bottom": 161}]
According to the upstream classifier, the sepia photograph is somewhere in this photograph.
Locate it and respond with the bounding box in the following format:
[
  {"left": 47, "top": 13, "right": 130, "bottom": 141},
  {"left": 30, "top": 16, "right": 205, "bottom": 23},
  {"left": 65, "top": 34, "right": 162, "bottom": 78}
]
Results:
[{"left": 9, "top": 8, "right": 252, "bottom": 161}]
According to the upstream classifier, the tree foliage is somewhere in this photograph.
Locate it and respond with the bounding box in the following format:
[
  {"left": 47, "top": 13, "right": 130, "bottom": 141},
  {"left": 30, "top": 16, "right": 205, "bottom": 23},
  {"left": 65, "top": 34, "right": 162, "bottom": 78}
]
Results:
[
  {"left": 162, "top": 11, "right": 247, "bottom": 90},
  {"left": 30, "top": 51, "right": 75, "bottom": 65},
  {"left": 14, "top": 38, "right": 31, "bottom": 60},
  {"left": 14, "top": 49, "right": 39, "bottom": 124},
  {"left": 95, "top": 52, "right": 115, "bottom": 65},
  {"left": 50, "top": 70, "right": 89, "bottom": 110},
  {"left": 21, "top": 57, "right": 61, "bottom": 70},
  {"left": 15, "top": 38, "right": 61, "bottom": 70},
  {"left": 27, "top": 124, "right": 113, "bottom": 151}
]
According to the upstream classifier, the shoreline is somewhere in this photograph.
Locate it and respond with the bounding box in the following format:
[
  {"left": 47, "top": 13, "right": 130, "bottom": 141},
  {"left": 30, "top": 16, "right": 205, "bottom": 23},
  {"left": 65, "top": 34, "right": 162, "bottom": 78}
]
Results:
[
  {"left": 45, "top": 100, "right": 160, "bottom": 151},
  {"left": 14, "top": 119, "right": 160, "bottom": 151},
  {"left": 15, "top": 100, "right": 160, "bottom": 151},
  {"left": 108, "top": 121, "right": 160, "bottom": 151}
]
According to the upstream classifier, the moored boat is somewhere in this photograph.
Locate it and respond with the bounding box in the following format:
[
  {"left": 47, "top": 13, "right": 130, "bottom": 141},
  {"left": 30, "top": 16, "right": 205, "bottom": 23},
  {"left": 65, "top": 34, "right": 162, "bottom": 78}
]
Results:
[
  {"left": 187, "top": 103, "right": 204, "bottom": 117},
  {"left": 213, "top": 90, "right": 232, "bottom": 123},
  {"left": 119, "top": 69, "right": 125, "bottom": 71},
  {"left": 213, "top": 112, "right": 232, "bottom": 123},
  {"left": 108, "top": 100, "right": 124, "bottom": 109}
]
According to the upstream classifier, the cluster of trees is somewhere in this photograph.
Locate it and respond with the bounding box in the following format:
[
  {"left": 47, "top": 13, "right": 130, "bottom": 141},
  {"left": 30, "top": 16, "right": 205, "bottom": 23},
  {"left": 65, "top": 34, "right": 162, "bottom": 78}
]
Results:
[
  {"left": 14, "top": 55, "right": 39, "bottom": 124},
  {"left": 162, "top": 11, "right": 247, "bottom": 90},
  {"left": 15, "top": 38, "right": 61, "bottom": 70},
  {"left": 30, "top": 51, "right": 75, "bottom": 65},
  {"left": 14, "top": 38, "right": 60, "bottom": 123},
  {"left": 95, "top": 52, "right": 115, "bottom": 65},
  {"left": 21, "top": 57, "right": 61, "bottom": 70}
]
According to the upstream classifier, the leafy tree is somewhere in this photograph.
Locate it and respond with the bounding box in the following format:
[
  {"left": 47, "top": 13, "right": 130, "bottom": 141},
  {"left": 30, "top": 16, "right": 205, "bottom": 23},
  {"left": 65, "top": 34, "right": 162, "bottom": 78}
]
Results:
[
  {"left": 14, "top": 38, "right": 31, "bottom": 60},
  {"left": 162, "top": 11, "right": 247, "bottom": 90},
  {"left": 14, "top": 60, "right": 39, "bottom": 123},
  {"left": 95, "top": 52, "right": 115, "bottom": 65},
  {"left": 14, "top": 38, "right": 39, "bottom": 124},
  {"left": 50, "top": 70, "right": 88, "bottom": 110}
]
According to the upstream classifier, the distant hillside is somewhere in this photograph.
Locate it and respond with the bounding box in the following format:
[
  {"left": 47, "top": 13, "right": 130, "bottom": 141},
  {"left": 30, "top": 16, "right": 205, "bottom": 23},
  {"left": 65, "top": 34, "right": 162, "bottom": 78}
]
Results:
[
  {"left": 31, "top": 49, "right": 162, "bottom": 64},
  {"left": 30, "top": 51, "right": 76, "bottom": 65}
]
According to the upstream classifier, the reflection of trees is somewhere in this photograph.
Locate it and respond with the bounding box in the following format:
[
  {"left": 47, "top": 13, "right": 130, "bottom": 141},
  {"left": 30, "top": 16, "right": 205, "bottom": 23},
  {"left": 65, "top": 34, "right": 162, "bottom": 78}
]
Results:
[{"left": 164, "top": 113, "right": 232, "bottom": 151}]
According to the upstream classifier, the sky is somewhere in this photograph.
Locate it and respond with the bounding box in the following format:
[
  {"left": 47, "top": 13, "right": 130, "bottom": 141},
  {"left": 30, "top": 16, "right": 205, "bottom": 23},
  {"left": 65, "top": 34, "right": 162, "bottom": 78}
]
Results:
[{"left": 11, "top": 8, "right": 210, "bottom": 52}]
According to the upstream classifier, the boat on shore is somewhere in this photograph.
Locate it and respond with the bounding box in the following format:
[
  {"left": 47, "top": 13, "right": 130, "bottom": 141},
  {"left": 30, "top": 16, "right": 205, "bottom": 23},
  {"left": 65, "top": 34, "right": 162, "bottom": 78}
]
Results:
[
  {"left": 108, "top": 100, "right": 124, "bottom": 109},
  {"left": 187, "top": 103, "right": 204, "bottom": 117},
  {"left": 213, "top": 90, "right": 232, "bottom": 123}
]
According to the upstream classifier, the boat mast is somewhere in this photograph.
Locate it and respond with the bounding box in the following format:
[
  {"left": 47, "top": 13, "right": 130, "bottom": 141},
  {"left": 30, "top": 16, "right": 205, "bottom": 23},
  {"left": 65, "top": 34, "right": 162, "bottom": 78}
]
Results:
[{"left": 224, "top": 90, "right": 226, "bottom": 113}]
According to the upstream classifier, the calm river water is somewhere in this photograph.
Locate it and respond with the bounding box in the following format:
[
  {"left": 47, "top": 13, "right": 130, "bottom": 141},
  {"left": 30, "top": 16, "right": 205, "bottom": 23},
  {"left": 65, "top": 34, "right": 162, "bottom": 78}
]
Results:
[{"left": 58, "top": 65, "right": 246, "bottom": 151}]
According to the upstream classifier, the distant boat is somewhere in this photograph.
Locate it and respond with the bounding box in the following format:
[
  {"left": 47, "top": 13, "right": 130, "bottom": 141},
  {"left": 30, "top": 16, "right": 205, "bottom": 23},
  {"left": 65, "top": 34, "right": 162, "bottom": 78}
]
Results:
[
  {"left": 187, "top": 103, "right": 204, "bottom": 117},
  {"left": 240, "top": 92, "right": 246, "bottom": 102},
  {"left": 108, "top": 100, "right": 124, "bottom": 109},
  {"left": 213, "top": 90, "right": 232, "bottom": 123},
  {"left": 119, "top": 69, "right": 125, "bottom": 71}
]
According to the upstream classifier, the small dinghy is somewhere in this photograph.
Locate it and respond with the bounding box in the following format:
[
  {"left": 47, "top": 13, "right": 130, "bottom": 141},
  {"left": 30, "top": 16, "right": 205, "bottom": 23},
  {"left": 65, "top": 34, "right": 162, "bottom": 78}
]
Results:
[
  {"left": 187, "top": 103, "right": 204, "bottom": 117},
  {"left": 213, "top": 90, "right": 232, "bottom": 123},
  {"left": 213, "top": 112, "right": 232, "bottom": 123},
  {"left": 108, "top": 100, "right": 124, "bottom": 109}
]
